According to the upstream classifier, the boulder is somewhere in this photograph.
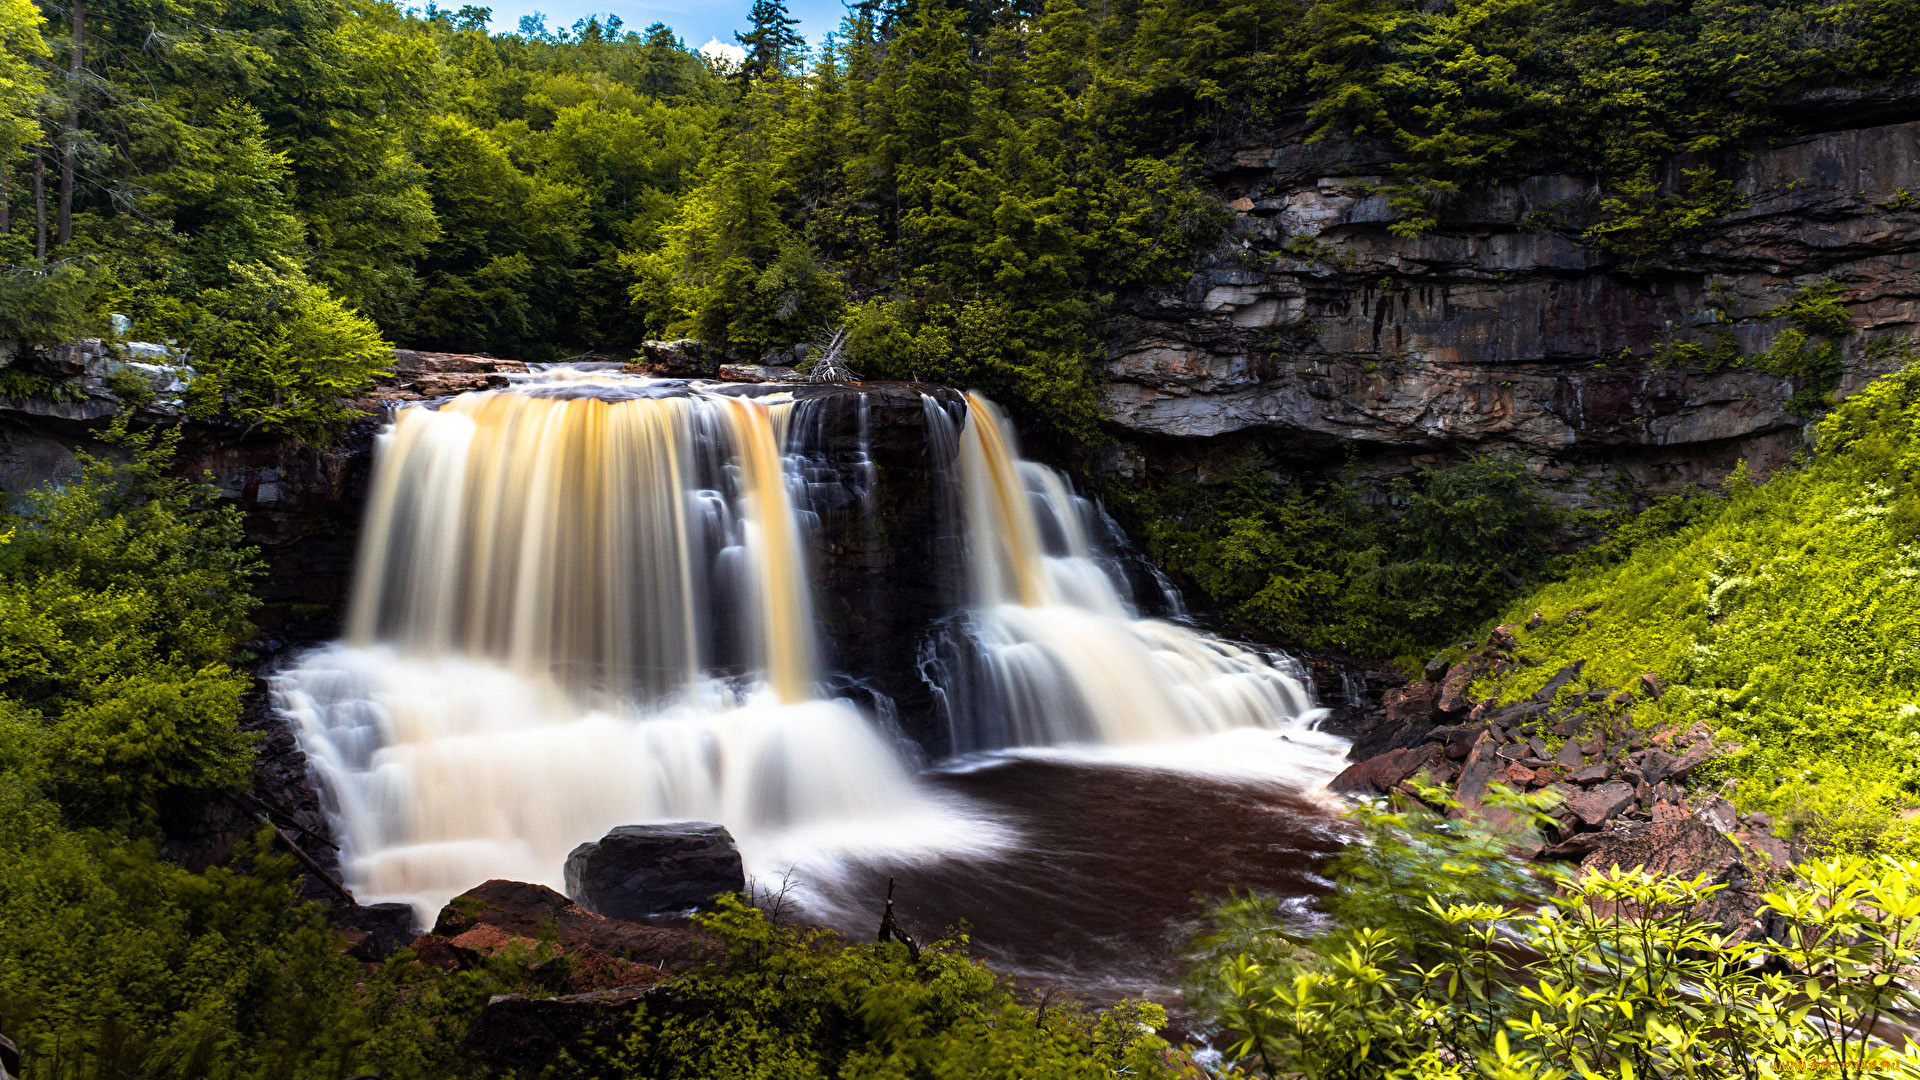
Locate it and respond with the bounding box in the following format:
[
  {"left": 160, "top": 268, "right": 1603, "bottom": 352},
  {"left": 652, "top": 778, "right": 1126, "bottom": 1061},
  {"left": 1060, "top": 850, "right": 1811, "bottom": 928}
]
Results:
[
  {"left": 388, "top": 349, "right": 528, "bottom": 375},
  {"left": 1347, "top": 680, "right": 1440, "bottom": 758},
  {"left": 329, "top": 901, "right": 419, "bottom": 963},
  {"left": 1580, "top": 819, "right": 1777, "bottom": 942},
  {"left": 0, "top": 1030, "right": 17, "bottom": 1080},
  {"left": 1565, "top": 782, "right": 1636, "bottom": 827},
  {"left": 1435, "top": 663, "right": 1480, "bottom": 715},
  {"left": 430, "top": 879, "right": 712, "bottom": 989},
  {"left": 1329, "top": 743, "right": 1444, "bottom": 797},
  {"left": 565, "top": 823, "right": 746, "bottom": 920},
  {"left": 631, "top": 338, "right": 713, "bottom": 378}
]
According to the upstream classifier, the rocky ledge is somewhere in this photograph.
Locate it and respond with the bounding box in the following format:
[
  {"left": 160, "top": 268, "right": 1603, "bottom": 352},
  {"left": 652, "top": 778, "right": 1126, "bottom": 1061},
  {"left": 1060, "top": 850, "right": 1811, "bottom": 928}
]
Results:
[
  {"left": 1103, "top": 115, "right": 1920, "bottom": 505},
  {"left": 1333, "top": 625, "right": 1792, "bottom": 941}
]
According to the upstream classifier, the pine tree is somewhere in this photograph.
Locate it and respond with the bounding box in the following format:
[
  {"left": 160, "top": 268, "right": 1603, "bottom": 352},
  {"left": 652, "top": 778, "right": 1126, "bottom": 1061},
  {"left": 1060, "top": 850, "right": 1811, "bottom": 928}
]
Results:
[{"left": 734, "top": 0, "right": 804, "bottom": 80}]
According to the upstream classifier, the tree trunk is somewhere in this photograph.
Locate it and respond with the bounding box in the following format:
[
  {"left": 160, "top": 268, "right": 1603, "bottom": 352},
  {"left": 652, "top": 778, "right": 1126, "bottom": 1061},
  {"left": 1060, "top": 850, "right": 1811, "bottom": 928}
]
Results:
[
  {"left": 0, "top": 160, "right": 10, "bottom": 236},
  {"left": 57, "top": 0, "right": 84, "bottom": 249},
  {"left": 32, "top": 146, "right": 46, "bottom": 260}
]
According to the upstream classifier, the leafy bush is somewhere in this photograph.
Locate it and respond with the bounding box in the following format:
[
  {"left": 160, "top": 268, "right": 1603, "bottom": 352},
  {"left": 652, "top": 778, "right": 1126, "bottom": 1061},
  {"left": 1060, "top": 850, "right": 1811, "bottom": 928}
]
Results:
[
  {"left": 581, "top": 896, "right": 1183, "bottom": 1080},
  {"left": 1194, "top": 795, "right": 1920, "bottom": 1079},
  {"left": 0, "top": 428, "right": 541, "bottom": 1080},
  {"left": 0, "top": 261, "right": 107, "bottom": 346},
  {"left": 1473, "top": 359, "right": 1920, "bottom": 850},
  {"left": 156, "top": 264, "right": 391, "bottom": 445}
]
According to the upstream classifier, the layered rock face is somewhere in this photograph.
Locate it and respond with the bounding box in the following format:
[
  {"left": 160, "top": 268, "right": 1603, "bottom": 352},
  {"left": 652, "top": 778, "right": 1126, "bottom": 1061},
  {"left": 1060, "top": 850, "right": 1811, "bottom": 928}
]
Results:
[{"left": 1102, "top": 115, "right": 1920, "bottom": 503}]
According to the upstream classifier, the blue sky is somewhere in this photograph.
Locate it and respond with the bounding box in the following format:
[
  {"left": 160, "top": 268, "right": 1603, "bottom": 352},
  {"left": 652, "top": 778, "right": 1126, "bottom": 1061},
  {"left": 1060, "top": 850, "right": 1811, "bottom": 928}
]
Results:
[{"left": 481, "top": 0, "right": 848, "bottom": 58}]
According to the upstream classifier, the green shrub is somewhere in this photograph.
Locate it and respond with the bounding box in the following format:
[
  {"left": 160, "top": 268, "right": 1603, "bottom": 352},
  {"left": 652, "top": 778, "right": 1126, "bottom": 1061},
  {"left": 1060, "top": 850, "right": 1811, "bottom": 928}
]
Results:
[
  {"left": 1121, "top": 452, "right": 1554, "bottom": 657},
  {"left": 1194, "top": 795, "right": 1920, "bottom": 1079},
  {"left": 581, "top": 896, "right": 1182, "bottom": 1080},
  {"left": 0, "top": 261, "right": 107, "bottom": 346},
  {"left": 157, "top": 263, "right": 390, "bottom": 445}
]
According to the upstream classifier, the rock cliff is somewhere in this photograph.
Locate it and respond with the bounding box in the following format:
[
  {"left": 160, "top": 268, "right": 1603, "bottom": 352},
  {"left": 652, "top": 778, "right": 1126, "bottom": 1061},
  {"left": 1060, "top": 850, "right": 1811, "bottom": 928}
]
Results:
[{"left": 1102, "top": 110, "right": 1920, "bottom": 504}]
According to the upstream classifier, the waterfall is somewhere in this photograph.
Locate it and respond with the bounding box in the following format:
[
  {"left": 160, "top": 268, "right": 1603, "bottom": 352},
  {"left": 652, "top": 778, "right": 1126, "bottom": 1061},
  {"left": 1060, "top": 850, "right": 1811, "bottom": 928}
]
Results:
[
  {"left": 930, "top": 394, "right": 1334, "bottom": 755},
  {"left": 276, "top": 376, "right": 992, "bottom": 917},
  {"left": 278, "top": 371, "right": 1341, "bottom": 920}
]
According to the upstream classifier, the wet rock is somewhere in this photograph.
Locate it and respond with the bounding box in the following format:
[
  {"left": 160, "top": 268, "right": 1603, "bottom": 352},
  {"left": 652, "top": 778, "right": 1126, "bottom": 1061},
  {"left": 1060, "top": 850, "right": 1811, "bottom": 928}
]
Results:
[
  {"left": 1330, "top": 743, "right": 1444, "bottom": 797},
  {"left": 565, "top": 823, "right": 746, "bottom": 920}
]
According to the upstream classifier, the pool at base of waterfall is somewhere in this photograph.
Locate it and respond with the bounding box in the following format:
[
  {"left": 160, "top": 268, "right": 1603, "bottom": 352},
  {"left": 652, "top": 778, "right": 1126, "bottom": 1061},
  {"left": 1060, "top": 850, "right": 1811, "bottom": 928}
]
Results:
[{"left": 785, "top": 731, "right": 1354, "bottom": 1003}]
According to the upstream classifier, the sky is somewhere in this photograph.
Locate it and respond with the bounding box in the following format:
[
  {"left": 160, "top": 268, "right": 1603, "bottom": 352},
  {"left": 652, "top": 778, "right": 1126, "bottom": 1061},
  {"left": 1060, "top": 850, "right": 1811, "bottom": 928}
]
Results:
[{"left": 479, "top": 0, "right": 848, "bottom": 61}]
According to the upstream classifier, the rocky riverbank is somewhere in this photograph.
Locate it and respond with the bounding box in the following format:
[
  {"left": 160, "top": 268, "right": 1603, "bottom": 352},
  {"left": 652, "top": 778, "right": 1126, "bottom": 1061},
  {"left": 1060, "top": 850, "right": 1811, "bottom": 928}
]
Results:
[{"left": 1330, "top": 622, "right": 1797, "bottom": 939}]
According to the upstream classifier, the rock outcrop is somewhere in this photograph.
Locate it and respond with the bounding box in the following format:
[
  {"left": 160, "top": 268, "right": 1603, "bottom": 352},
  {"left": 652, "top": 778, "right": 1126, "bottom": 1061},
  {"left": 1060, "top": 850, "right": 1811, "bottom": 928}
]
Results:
[
  {"left": 414, "top": 879, "right": 713, "bottom": 991},
  {"left": 1102, "top": 115, "right": 1920, "bottom": 505},
  {"left": 1331, "top": 625, "right": 1794, "bottom": 936},
  {"left": 565, "top": 823, "right": 746, "bottom": 920}
]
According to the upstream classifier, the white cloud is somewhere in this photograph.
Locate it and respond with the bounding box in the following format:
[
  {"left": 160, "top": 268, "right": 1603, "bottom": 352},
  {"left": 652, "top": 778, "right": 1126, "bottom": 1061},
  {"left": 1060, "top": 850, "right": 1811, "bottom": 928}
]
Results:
[{"left": 698, "top": 37, "right": 745, "bottom": 64}]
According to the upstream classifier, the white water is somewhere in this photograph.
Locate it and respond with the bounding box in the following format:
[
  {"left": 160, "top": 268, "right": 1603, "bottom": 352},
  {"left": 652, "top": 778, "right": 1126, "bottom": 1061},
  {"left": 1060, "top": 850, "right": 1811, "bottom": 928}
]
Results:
[{"left": 933, "top": 395, "right": 1344, "bottom": 759}]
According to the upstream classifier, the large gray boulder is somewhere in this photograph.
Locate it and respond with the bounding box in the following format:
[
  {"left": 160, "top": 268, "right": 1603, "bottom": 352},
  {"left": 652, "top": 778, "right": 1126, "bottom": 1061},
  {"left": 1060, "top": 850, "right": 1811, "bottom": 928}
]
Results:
[{"left": 564, "top": 822, "right": 745, "bottom": 920}]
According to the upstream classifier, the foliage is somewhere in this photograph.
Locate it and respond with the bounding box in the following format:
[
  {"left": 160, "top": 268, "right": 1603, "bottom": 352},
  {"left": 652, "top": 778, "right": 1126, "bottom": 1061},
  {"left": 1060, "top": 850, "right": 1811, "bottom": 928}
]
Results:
[
  {"left": 1655, "top": 280, "right": 1856, "bottom": 416},
  {"left": 1120, "top": 451, "right": 1554, "bottom": 655},
  {"left": 0, "top": 261, "right": 105, "bottom": 346},
  {"left": 1474, "top": 359, "right": 1920, "bottom": 851},
  {"left": 0, "top": 432, "right": 542, "bottom": 1080},
  {"left": 1194, "top": 795, "right": 1920, "bottom": 1079},
  {"left": 156, "top": 264, "right": 390, "bottom": 444},
  {"left": 0, "top": 0, "right": 45, "bottom": 159},
  {"left": 579, "top": 896, "right": 1184, "bottom": 1080}
]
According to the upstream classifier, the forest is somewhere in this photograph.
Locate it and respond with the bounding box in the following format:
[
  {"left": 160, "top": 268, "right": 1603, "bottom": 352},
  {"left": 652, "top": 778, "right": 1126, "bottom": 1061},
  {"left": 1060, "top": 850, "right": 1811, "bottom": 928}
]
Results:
[
  {"left": 3, "top": 0, "right": 1920, "bottom": 442},
  {"left": 3, "top": 0, "right": 1920, "bottom": 1075}
]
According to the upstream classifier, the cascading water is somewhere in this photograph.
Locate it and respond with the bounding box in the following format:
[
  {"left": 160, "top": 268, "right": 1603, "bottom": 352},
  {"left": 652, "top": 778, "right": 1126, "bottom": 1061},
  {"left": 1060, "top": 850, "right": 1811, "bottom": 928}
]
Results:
[
  {"left": 275, "top": 374, "right": 995, "bottom": 917},
  {"left": 927, "top": 394, "right": 1342, "bottom": 762}
]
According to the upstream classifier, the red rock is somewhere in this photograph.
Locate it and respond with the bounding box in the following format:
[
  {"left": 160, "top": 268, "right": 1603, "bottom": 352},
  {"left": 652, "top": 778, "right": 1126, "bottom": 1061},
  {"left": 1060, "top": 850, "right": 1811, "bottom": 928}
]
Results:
[
  {"left": 1452, "top": 731, "right": 1503, "bottom": 808},
  {"left": 1638, "top": 673, "right": 1665, "bottom": 699},
  {"left": 1566, "top": 782, "right": 1635, "bottom": 826},
  {"left": 430, "top": 880, "right": 714, "bottom": 990},
  {"left": 1436, "top": 663, "right": 1480, "bottom": 715},
  {"left": 1329, "top": 744, "right": 1444, "bottom": 797},
  {"left": 1579, "top": 820, "right": 1776, "bottom": 942},
  {"left": 406, "top": 933, "right": 465, "bottom": 973},
  {"left": 1380, "top": 679, "right": 1439, "bottom": 726},
  {"left": 1537, "top": 831, "right": 1610, "bottom": 861}
]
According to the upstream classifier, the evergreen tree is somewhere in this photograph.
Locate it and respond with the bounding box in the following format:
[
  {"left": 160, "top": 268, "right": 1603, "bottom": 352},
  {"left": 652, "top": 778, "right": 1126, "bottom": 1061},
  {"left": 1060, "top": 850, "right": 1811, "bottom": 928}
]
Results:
[{"left": 734, "top": 0, "right": 804, "bottom": 80}]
